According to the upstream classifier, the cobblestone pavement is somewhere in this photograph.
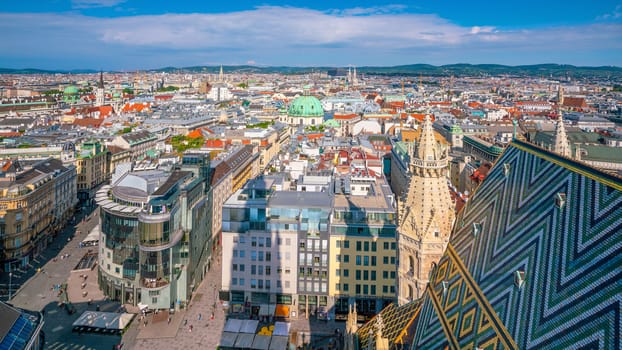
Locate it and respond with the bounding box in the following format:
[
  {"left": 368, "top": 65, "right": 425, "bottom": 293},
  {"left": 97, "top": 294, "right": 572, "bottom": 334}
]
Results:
[
  {"left": 121, "top": 249, "right": 345, "bottom": 350},
  {"left": 122, "top": 255, "right": 226, "bottom": 350},
  {"left": 9, "top": 206, "right": 121, "bottom": 350}
]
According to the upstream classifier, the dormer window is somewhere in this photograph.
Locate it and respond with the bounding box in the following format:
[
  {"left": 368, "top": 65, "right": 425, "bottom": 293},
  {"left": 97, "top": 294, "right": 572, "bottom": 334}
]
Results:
[
  {"left": 514, "top": 270, "right": 525, "bottom": 289},
  {"left": 472, "top": 222, "right": 482, "bottom": 237},
  {"left": 503, "top": 163, "right": 511, "bottom": 176},
  {"left": 555, "top": 193, "right": 566, "bottom": 209}
]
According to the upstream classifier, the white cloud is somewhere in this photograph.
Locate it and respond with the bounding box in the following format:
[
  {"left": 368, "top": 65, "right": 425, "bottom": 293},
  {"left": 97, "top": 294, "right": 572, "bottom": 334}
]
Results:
[
  {"left": 0, "top": 6, "right": 620, "bottom": 68},
  {"left": 72, "top": 0, "right": 126, "bottom": 9},
  {"left": 597, "top": 4, "right": 622, "bottom": 20}
]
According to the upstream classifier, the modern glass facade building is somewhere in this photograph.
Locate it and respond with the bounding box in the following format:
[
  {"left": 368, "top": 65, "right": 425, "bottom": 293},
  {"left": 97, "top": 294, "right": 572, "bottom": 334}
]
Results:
[{"left": 96, "top": 154, "right": 211, "bottom": 310}]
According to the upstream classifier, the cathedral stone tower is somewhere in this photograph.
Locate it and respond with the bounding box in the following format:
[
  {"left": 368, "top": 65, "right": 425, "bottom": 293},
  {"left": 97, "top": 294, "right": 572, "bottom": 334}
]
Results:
[
  {"left": 554, "top": 107, "right": 571, "bottom": 157},
  {"left": 398, "top": 115, "right": 455, "bottom": 304},
  {"left": 96, "top": 71, "right": 105, "bottom": 107}
]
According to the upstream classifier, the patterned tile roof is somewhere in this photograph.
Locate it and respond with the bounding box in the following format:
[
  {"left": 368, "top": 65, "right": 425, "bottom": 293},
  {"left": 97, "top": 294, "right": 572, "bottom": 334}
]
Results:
[
  {"left": 357, "top": 300, "right": 422, "bottom": 349},
  {"left": 409, "top": 139, "right": 622, "bottom": 349}
]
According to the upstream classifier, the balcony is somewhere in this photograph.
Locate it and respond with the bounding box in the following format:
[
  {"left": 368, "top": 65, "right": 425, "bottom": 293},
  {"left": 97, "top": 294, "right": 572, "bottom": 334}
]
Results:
[
  {"left": 139, "top": 228, "right": 184, "bottom": 252},
  {"left": 141, "top": 277, "right": 170, "bottom": 290},
  {"left": 410, "top": 158, "right": 447, "bottom": 169}
]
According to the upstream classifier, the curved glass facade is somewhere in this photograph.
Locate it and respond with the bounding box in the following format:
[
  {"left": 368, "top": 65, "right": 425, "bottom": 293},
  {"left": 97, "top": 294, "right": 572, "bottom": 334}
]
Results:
[
  {"left": 138, "top": 216, "right": 171, "bottom": 247},
  {"left": 140, "top": 250, "right": 170, "bottom": 288},
  {"left": 101, "top": 210, "right": 139, "bottom": 266}
]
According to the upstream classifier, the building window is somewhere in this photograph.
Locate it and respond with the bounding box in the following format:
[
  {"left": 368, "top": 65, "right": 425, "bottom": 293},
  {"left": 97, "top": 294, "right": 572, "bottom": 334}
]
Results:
[
  {"left": 233, "top": 264, "right": 238, "bottom": 271},
  {"left": 356, "top": 255, "right": 361, "bottom": 265},
  {"left": 371, "top": 256, "right": 376, "bottom": 266},
  {"left": 343, "top": 283, "right": 349, "bottom": 291},
  {"left": 343, "top": 269, "right": 349, "bottom": 277},
  {"left": 356, "top": 284, "right": 361, "bottom": 294},
  {"left": 383, "top": 242, "right": 389, "bottom": 250},
  {"left": 364, "top": 242, "right": 369, "bottom": 251},
  {"left": 343, "top": 255, "right": 350, "bottom": 263},
  {"left": 363, "top": 256, "right": 369, "bottom": 266},
  {"left": 356, "top": 241, "right": 362, "bottom": 251},
  {"left": 356, "top": 270, "right": 361, "bottom": 279},
  {"left": 371, "top": 242, "right": 377, "bottom": 252},
  {"left": 152, "top": 298, "right": 158, "bottom": 304},
  {"left": 343, "top": 240, "right": 350, "bottom": 249},
  {"left": 240, "top": 278, "right": 245, "bottom": 286},
  {"left": 383, "top": 256, "right": 389, "bottom": 264}
]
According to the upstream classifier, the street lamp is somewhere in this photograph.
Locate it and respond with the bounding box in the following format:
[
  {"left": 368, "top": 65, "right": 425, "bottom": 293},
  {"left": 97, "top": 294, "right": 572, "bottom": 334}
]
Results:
[{"left": 8, "top": 272, "right": 12, "bottom": 301}]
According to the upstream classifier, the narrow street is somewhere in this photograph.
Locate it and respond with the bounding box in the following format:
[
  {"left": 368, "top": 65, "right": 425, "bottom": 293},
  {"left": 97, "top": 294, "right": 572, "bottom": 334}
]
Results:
[{"left": 122, "top": 253, "right": 226, "bottom": 350}]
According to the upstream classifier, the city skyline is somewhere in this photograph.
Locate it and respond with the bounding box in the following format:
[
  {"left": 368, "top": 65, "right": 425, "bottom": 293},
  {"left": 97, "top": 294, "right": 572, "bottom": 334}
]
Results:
[{"left": 1, "top": 1, "right": 622, "bottom": 70}]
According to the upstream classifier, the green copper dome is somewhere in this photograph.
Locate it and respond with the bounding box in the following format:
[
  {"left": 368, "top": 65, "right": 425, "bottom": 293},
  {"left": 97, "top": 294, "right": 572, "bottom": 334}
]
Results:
[
  {"left": 64, "top": 86, "right": 79, "bottom": 95},
  {"left": 288, "top": 95, "right": 324, "bottom": 118}
]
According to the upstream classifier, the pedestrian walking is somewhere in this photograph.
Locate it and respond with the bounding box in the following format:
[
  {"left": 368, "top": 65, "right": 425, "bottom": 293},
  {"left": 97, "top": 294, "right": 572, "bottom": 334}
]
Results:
[
  {"left": 168, "top": 316, "right": 171, "bottom": 324},
  {"left": 189, "top": 324, "right": 193, "bottom": 333},
  {"left": 184, "top": 319, "right": 188, "bottom": 326},
  {"left": 198, "top": 313, "right": 202, "bottom": 320},
  {"left": 210, "top": 312, "right": 214, "bottom": 320}
]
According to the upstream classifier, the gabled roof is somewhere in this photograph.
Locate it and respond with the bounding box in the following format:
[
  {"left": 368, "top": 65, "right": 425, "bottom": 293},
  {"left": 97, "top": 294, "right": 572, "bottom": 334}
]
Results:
[
  {"left": 409, "top": 140, "right": 622, "bottom": 348},
  {"left": 357, "top": 301, "right": 422, "bottom": 349}
]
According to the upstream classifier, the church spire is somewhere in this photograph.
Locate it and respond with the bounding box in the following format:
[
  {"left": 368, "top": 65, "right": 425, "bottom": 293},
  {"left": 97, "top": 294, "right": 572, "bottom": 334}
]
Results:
[
  {"left": 554, "top": 108, "right": 571, "bottom": 157},
  {"left": 398, "top": 114, "right": 455, "bottom": 304},
  {"left": 98, "top": 70, "right": 104, "bottom": 89},
  {"left": 219, "top": 65, "right": 224, "bottom": 82},
  {"left": 416, "top": 115, "right": 439, "bottom": 161},
  {"left": 95, "top": 71, "right": 105, "bottom": 107}
]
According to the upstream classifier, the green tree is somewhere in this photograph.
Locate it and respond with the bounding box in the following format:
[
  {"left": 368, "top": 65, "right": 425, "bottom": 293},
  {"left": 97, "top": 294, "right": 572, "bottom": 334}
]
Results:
[{"left": 157, "top": 86, "right": 180, "bottom": 92}]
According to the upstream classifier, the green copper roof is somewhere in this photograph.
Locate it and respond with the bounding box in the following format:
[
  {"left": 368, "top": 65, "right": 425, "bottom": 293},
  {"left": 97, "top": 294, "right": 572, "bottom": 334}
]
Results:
[
  {"left": 323, "top": 119, "right": 340, "bottom": 127},
  {"left": 64, "top": 86, "right": 79, "bottom": 95},
  {"left": 287, "top": 95, "right": 324, "bottom": 118},
  {"left": 449, "top": 124, "right": 463, "bottom": 134}
]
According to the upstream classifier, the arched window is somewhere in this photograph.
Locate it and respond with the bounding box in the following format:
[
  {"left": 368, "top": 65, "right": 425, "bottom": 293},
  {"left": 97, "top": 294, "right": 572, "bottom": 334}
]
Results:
[
  {"left": 408, "top": 285, "right": 414, "bottom": 300},
  {"left": 409, "top": 256, "right": 415, "bottom": 273}
]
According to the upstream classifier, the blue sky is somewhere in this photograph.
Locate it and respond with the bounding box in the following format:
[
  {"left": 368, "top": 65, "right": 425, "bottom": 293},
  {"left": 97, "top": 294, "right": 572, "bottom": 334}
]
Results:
[{"left": 1, "top": 0, "right": 621, "bottom": 70}]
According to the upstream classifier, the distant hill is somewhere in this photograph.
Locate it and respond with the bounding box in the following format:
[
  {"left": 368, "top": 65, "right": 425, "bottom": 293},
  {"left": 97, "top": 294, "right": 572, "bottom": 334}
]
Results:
[
  {"left": 153, "top": 63, "right": 622, "bottom": 79},
  {"left": 1, "top": 64, "right": 621, "bottom": 79},
  {"left": 0, "top": 68, "right": 98, "bottom": 74}
]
